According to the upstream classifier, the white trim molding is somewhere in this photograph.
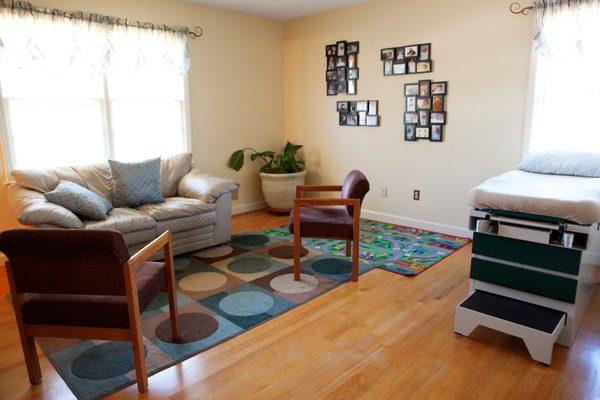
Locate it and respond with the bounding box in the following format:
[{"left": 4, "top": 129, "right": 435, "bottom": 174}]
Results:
[
  {"left": 361, "top": 209, "right": 472, "bottom": 238},
  {"left": 232, "top": 200, "right": 266, "bottom": 215}
]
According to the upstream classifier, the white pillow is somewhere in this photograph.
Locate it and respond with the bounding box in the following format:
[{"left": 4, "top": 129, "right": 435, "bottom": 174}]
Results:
[{"left": 519, "top": 151, "right": 600, "bottom": 178}]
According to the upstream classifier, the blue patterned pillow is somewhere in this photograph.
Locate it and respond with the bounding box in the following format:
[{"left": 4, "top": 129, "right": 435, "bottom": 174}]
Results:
[
  {"left": 44, "top": 181, "right": 113, "bottom": 220},
  {"left": 109, "top": 157, "right": 164, "bottom": 208}
]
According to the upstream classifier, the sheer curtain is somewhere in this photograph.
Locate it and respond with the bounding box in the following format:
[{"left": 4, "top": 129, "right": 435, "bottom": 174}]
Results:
[{"left": 527, "top": 0, "right": 600, "bottom": 154}]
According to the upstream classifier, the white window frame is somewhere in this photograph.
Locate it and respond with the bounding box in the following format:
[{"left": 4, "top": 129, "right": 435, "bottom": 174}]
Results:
[{"left": 0, "top": 73, "right": 192, "bottom": 177}]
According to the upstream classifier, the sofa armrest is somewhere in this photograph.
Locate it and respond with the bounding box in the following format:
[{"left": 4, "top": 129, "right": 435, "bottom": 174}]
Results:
[
  {"left": 7, "top": 184, "right": 83, "bottom": 229},
  {"left": 177, "top": 169, "right": 239, "bottom": 203}
]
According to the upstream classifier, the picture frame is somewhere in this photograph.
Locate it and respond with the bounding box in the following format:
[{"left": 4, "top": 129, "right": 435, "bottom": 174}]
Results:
[
  {"left": 356, "top": 101, "right": 368, "bottom": 112},
  {"left": 358, "top": 111, "right": 367, "bottom": 126},
  {"left": 366, "top": 115, "right": 379, "bottom": 127},
  {"left": 405, "top": 124, "right": 417, "bottom": 141},
  {"left": 430, "top": 124, "right": 443, "bottom": 142},
  {"left": 336, "top": 56, "right": 347, "bottom": 67},
  {"left": 348, "top": 101, "right": 357, "bottom": 114},
  {"left": 404, "top": 83, "right": 418, "bottom": 96},
  {"left": 337, "top": 67, "right": 347, "bottom": 81},
  {"left": 393, "top": 62, "right": 406, "bottom": 75},
  {"left": 337, "top": 101, "right": 348, "bottom": 112},
  {"left": 326, "top": 70, "right": 336, "bottom": 81},
  {"left": 327, "top": 57, "right": 335, "bottom": 70},
  {"left": 327, "top": 81, "right": 336, "bottom": 96},
  {"left": 395, "top": 47, "right": 405, "bottom": 60},
  {"left": 347, "top": 53, "right": 357, "bottom": 69},
  {"left": 368, "top": 100, "right": 378, "bottom": 116},
  {"left": 347, "top": 41, "right": 360, "bottom": 54},
  {"left": 416, "top": 126, "right": 430, "bottom": 139},
  {"left": 430, "top": 111, "right": 446, "bottom": 124},
  {"left": 404, "top": 45, "right": 419, "bottom": 58},
  {"left": 418, "top": 110, "right": 430, "bottom": 127},
  {"left": 348, "top": 68, "right": 359, "bottom": 80},
  {"left": 418, "top": 80, "right": 431, "bottom": 97},
  {"left": 339, "top": 112, "right": 348, "bottom": 125},
  {"left": 431, "top": 81, "right": 447, "bottom": 95},
  {"left": 406, "top": 96, "right": 416, "bottom": 112},
  {"left": 416, "top": 61, "right": 432, "bottom": 73},
  {"left": 416, "top": 97, "right": 431, "bottom": 110},
  {"left": 336, "top": 80, "right": 347, "bottom": 94},
  {"left": 432, "top": 94, "right": 444, "bottom": 112},
  {"left": 326, "top": 44, "right": 337, "bottom": 57},
  {"left": 347, "top": 113, "right": 358, "bottom": 126},
  {"left": 407, "top": 59, "right": 417, "bottom": 74},
  {"left": 336, "top": 41, "right": 346, "bottom": 57},
  {"left": 419, "top": 43, "right": 430, "bottom": 61},
  {"left": 381, "top": 48, "right": 395, "bottom": 60},
  {"left": 404, "top": 112, "right": 418, "bottom": 124},
  {"left": 383, "top": 60, "right": 393, "bottom": 76},
  {"left": 347, "top": 79, "right": 357, "bottom": 95}
]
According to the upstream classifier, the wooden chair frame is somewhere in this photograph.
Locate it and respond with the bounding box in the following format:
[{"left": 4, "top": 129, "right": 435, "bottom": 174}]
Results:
[
  {"left": 5, "top": 231, "right": 180, "bottom": 393},
  {"left": 293, "top": 185, "right": 361, "bottom": 282}
]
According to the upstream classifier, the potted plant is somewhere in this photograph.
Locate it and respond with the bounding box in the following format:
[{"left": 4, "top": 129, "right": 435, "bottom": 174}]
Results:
[{"left": 229, "top": 141, "right": 306, "bottom": 212}]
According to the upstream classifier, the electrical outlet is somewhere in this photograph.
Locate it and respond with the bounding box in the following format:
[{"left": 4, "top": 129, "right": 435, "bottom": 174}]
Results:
[
  {"left": 380, "top": 186, "right": 388, "bottom": 198},
  {"left": 413, "top": 190, "right": 420, "bottom": 201}
]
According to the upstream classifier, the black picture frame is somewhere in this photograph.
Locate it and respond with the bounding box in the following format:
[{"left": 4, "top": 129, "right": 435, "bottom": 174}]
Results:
[
  {"left": 406, "top": 96, "right": 416, "bottom": 112},
  {"left": 395, "top": 47, "right": 405, "bottom": 60},
  {"left": 418, "top": 110, "right": 430, "bottom": 127},
  {"left": 347, "top": 53, "right": 358, "bottom": 69},
  {"left": 335, "top": 80, "right": 347, "bottom": 94},
  {"left": 432, "top": 94, "right": 444, "bottom": 112},
  {"left": 339, "top": 112, "right": 348, "bottom": 126},
  {"left": 336, "top": 67, "right": 347, "bottom": 81},
  {"left": 416, "top": 60, "right": 432, "bottom": 74},
  {"left": 392, "top": 61, "right": 406, "bottom": 75},
  {"left": 347, "top": 113, "right": 359, "bottom": 126},
  {"left": 336, "top": 41, "right": 347, "bottom": 57},
  {"left": 336, "top": 56, "right": 347, "bottom": 67},
  {"left": 348, "top": 101, "right": 357, "bottom": 114},
  {"left": 418, "top": 80, "right": 431, "bottom": 97},
  {"left": 430, "top": 111, "right": 446, "bottom": 125},
  {"left": 327, "top": 56, "right": 335, "bottom": 70},
  {"left": 337, "top": 101, "right": 348, "bottom": 112},
  {"left": 416, "top": 97, "right": 431, "bottom": 110},
  {"left": 430, "top": 124, "right": 443, "bottom": 142},
  {"left": 368, "top": 100, "right": 378, "bottom": 116},
  {"left": 356, "top": 101, "right": 368, "bottom": 112},
  {"left": 419, "top": 43, "right": 431, "bottom": 61},
  {"left": 404, "top": 112, "right": 418, "bottom": 124},
  {"left": 347, "top": 41, "right": 360, "bottom": 54},
  {"left": 326, "top": 69, "right": 336, "bottom": 81},
  {"left": 327, "top": 81, "right": 336, "bottom": 96},
  {"left": 405, "top": 124, "right": 417, "bottom": 141},
  {"left": 348, "top": 68, "right": 359, "bottom": 80},
  {"left": 381, "top": 48, "right": 395, "bottom": 60},
  {"left": 431, "top": 81, "right": 448, "bottom": 95},
  {"left": 326, "top": 44, "right": 337, "bottom": 57},
  {"left": 358, "top": 111, "right": 367, "bottom": 126},
  {"left": 416, "top": 126, "right": 430, "bottom": 139},
  {"left": 383, "top": 60, "right": 394, "bottom": 76},
  {"left": 404, "top": 45, "right": 419, "bottom": 58},
  {"left": 404, "top": 83, "right": 419, "bottom": 96},
  {"left": 347, "top": 79, "right": 357, "bottom": 95},
  {"left": 366, "top": 115, "right": 380, "bottom": 127}
]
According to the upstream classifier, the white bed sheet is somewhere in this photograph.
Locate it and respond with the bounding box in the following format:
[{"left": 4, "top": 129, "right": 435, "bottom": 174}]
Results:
[{"left": 468, "top": 170, "right": 600, "bottom": 225}]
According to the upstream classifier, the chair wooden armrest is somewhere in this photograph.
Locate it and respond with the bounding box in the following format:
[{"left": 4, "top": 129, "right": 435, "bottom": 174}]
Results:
[
  {"left": 294, "top": 198, "right": 359, "bottom": 207},
  {"left": 127, "top": 231, "right": 173, "bottom": 270},
  {"left": 296, "top": 185, "right": 343, "bottom": 197}
]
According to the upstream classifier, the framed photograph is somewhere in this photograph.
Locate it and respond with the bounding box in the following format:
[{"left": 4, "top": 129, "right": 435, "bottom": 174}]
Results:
[
  {"left": 336, "top": 67, "right": 347, "bottom": 81},
  {"left": 366, "top": 115, "right": 379, "bottom": 126},
  {"left": 383, "top": 60, "right": 393, "bottom": 76},
  {"left": 358, "top": 111, "right": 367, "bottom": 126},
  {"left": 418, "top": 110, "right": 429, "bottom": 127},
  {"left": 393, "top": 62, "right": 406, "bottom": 75},
  {"left": 416, "top": 126, "right": 430, "bottom": 139},
  {"left": 404, "top": 83, "right": 418, "bottom": 96},
  {"left": 335, "top": 81, "right": 347, "bottom": 94},
  {"left": 327, "top": 81, "right": 336, "bottom": 96},
  {"left": 347, "top": 79, "right": 357, "bottom": 95},
  {"left": 356, "top": 101, "right": 368, "bottom": 112},
  {"left": 416, "top": 97, "right": 431, "bottom": 110},
  {"left": 404, "top": 112, "right": 418, "bottom": 124},
  {"left": 418, "top": 80, "right": 431, "bottom": 97},
  {"left": 395, "top": 47, "right": 405, "bottom": 60},
  {"left": 432, "top": 95, "right": 444, "bottom": 112},
  {"left": 406, "top": 96, "right": 416, "bottom": 112},
  {"left": 339, "top": 112, "right": 348, "bottom": 125},
  {"left": 337, "top": 41, "right": 346, "bottom": 57},
  {"left": 337, "top": 101, "right": 348, "bottom": 112},
  {"left": 381, "top": 48, "right": 395, "bottom": 60},
  {"left": 336, "top": 56, "right": 347, "bottom": 67},
  {"left": 430, "top": 125, "right": 443, "bottom": 142},
  {"left": 430, "top": 111, "right": 446, "bottom": 124},
  {"left": 368, "top": 100, "right": 378, "bottom": 116},
  {"left": 348, "top": 101, "right": 357, "bottom": 114},
  {"left": 347, "top": 41, "right": 359, "bottom": 54},
  {"left": 419, "top": 43, "right": 430, "bottom": 61},
  {"left": 407, "top": 59, "right": 417, "bottom": 74},
  {"left": 327, "top": 56, "right": 335, "bottom": 70},
  {"left": 405, "top": 45, "right": 419, "bottom": 58},
  {"left": 347, "top": 113, "right": 358, "bottom": 126},
  {"left": 347, "top": 53, "right": 357, "bottom": 69},
  {"left": 326, "top": 45, "right": 337, "bottom": 56},
  {"left": 326, "top": 69, "right": 336, "bottom": 81},
  {"left": 348, "top": 68, "right": 359, "bottom": 80},
  {"left": 431, "top": 81, "right": 447, "bottom": 95},
  {"left": 405, "top": 124, "right": 417, "bottom": 141},
  {"left": 416, "top": 61, "right": 432, "bottom": 73}
]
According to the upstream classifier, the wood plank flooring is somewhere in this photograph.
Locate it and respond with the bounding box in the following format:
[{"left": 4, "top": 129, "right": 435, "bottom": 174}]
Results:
[{"left": 0, "top": 210, "right": 599, "bottom": 399}]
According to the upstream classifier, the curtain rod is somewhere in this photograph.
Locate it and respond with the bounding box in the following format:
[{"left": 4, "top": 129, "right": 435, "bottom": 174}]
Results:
[
  {"left": 0, "top": 0, "right": 204, "bottom": 38},
  {"left": 510, "top": 2, "right": 535, "bottom": 15}
]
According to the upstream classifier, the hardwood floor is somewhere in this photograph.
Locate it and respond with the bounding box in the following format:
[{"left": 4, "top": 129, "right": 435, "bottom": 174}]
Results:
[{"left": 1, "top": 210, "right": 599, "bottom": 399}]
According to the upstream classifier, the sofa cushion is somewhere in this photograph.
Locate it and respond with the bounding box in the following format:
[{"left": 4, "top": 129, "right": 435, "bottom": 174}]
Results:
[
  {"left": 137, "top": 197, "right": 215, "bottom": 221},
  {"left": 84, "top": 208, "right": 156, "bottom": 234},
  {"left": 156, "top": 213, "right": 216, "bottom": 234},
  {"left": 161, "top": 153, "right": 193, "bottom": 197},
  {"left": 109, "top": 158, "right": 163, "bottom": 208},
  {"left": 44, "top": 181, "right": 113, "bottom": 221}
]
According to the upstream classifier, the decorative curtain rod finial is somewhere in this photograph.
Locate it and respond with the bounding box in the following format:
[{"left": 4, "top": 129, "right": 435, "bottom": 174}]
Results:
[
  {"left": 510, "top": 2, "right": 534, "bottom": 15},
  {"left": 189, "top": 26, "right": 203, "bottom": 39}
]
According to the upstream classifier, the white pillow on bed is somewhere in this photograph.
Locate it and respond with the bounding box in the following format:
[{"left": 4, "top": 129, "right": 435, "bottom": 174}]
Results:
[{"left": 519, "top": 150, "right": 600, "bottom": 178}]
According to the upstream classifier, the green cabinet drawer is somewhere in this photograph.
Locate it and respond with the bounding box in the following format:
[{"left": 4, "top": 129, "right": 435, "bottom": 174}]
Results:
[
  {"left": 472, "top": 232, "right": 581, "bottom": 275},
  {"left": 470, "top": 257, "right": 577, "bottom": 304}
]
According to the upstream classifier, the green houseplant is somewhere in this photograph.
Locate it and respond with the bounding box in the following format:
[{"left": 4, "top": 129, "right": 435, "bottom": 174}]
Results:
[{"left": 229, "top": 141, "right": 307, "bottom": 212}]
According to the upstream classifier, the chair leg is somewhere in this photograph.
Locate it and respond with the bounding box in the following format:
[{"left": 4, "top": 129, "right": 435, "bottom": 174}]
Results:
[
  {"left": 131, "top": 329, "right": 148, "bottom": 393},
  {"left": 345, "top": 240, "right": 352, "bottom": 257},
  {"left": 294, "top": 230, "right": 302, "bottom": 281},
  {"left": 352, "top": 225, "right": 360, "bottom": 282},
  {"left": 19, "top": 335, "right": 41, "bottom": 384},
  {"left": 164, "top": 240, "right": 180, "bottom": 343}
]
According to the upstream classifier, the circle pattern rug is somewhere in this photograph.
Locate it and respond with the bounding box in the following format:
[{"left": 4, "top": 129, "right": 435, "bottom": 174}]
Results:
[
  {"left": 194, "top": 245, "right": 234, "bottom": 259},
  {"left": 155, "top": 312, "right": 219, "bottom": 344},
  {"left": 218, "top": 291, "right": 275, "bottom": 316},
  {"left": 227, "top": 257, "right": 271, "bottom": 274},
  {"left": 311, "top": 258, "right": 353, "bottom": 275},
  {"left": 71, "top": 342, "right": 146, "bottom": 380},
  {"left": 179, "top": 271, "right": 228, "bottom": 292},
  {"left": 232, "top": 234, "right": 270, "bottom": 247},
  {"left": 270, "top": 273, "right": 319, "bottom": 294},
  {"left": 268, "top": 245, "right": 309, "bottom": 259}
]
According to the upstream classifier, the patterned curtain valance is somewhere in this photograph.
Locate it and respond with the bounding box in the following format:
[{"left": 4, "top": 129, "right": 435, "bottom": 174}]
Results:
[{"left": 0, "top": 0, "right": 191, "bottom": 75}]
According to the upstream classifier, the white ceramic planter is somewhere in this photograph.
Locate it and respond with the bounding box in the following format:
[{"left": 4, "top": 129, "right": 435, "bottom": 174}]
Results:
[{"left": 260, "top": 170, "right": 307, "bottom": 212}]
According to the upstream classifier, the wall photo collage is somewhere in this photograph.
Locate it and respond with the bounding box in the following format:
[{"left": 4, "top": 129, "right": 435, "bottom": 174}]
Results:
[
  {"left": 337, "top": 100, "right": 380, "bottom": 127},
  {"left": 381, "top": 43, "right": 432, "bottom": 76},
  {"left": 326, "top": 40, "right": 359, "bottom": 96},
  {"left": 404, "top": 80, "right": 447, "bottom": 142}
]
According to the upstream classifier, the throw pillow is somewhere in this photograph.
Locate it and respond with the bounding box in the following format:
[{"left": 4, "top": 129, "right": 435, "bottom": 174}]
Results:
[
  {"left": 44, "top": 181, "right": 113, "bottom": 221},
  {"left": 109, "top": 157, "right": 164, "bottom": 208},
  {"left": 519, "top": 150, "right": 600, "bottom": 178}
]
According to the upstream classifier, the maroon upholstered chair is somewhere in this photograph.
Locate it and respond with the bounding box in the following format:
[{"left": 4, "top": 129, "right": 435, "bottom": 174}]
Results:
[
  {"left": 289, "top": 170, "right": 370, "bottom": 282},
  {"left": 0, "top": 229, "right": 180, "bottom": 393}
]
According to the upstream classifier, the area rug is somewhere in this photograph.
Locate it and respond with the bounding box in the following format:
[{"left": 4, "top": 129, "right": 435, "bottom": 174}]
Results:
[{"left": 35, "top": 221, "right": 468, "bottom": 399}]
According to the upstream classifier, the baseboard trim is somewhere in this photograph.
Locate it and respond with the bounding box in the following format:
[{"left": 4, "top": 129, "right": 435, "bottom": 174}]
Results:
[
  {"left": 362, "top": 209, "right": 472, "bottom": 239},
  {"left": 232, "top": 201, "right": 267, "bottom": 216}
]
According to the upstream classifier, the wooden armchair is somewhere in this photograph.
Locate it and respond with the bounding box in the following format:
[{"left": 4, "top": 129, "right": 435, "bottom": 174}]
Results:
[
  {"left": 289, "top": 170, "right": 370, "bottom": 282},
  {"left": 0, "top": 229, "right": 180, "bottom": 393}
]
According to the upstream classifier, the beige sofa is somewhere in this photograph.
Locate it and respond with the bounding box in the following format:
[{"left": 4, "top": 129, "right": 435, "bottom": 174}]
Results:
[{"left": 6, "top": 153, "right": 239, "bottom": 256}]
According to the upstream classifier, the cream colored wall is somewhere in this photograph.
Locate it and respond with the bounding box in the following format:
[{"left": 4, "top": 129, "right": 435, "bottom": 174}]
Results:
[
  {"left": 0, "top": 0, "right": 284, "bottom": 230},
  {"left": 284, "top": 0, "right": 534, "bottom": 231}
]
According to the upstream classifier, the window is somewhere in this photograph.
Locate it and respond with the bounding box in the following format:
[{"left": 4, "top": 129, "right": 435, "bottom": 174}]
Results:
[
  {"left": 0, "top": 70, "right": 189, "bottom": 171},
  {"left": 526, "top": 2, "right": 600, "bottom": 154}
]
